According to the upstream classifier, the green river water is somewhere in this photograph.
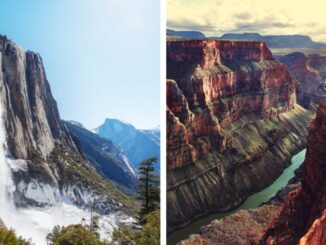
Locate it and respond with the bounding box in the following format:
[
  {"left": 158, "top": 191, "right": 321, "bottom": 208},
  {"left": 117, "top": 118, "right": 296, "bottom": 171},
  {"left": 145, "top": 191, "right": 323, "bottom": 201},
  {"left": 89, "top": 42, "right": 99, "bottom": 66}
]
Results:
[{"left": 167, "top": 149, "right": 307, "bottom": 245}]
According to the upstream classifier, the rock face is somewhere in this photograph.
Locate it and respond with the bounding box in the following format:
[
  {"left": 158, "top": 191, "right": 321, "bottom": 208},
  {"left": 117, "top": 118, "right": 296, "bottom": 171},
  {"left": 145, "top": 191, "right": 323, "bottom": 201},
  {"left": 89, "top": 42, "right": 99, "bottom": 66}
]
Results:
[
  {"left": 167, "top": 40, "right": 313, "bottom": 231},
  {"left": 298, "top": 210, "right": 326, "bottom": 245},
  {"left": 64, "top": 121, "right": 138, "bottom": 192},
  {"left": 95, "top": 118, "right": 160, "bottom": 170},
  {"left": 179, "top": 205, "right": 282, "bottom": 245},
  {"left": 309, "top": 55, "right": 326, "bottom": 79},
  {"left": 276, "top": 52, "right": 326, "bottom": 108},
  {"left": 0, "top": 35, "right": 135, "bottom": 213},
  {"left": 0, "top": 37, "right": 74, "bottom": 161},
  {"left": 261, "top": 100, "right": 326, "bottom": 245}
]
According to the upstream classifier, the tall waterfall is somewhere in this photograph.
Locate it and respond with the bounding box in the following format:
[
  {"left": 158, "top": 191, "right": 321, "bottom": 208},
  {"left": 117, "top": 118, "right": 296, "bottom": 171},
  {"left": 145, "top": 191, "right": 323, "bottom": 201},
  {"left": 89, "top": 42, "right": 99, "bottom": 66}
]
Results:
[
  {"left": 0, "top": 99, "right": 16, "bottom": 229},
  {"left": 0, "top": 101, "right": 133, "bottom": 244}
]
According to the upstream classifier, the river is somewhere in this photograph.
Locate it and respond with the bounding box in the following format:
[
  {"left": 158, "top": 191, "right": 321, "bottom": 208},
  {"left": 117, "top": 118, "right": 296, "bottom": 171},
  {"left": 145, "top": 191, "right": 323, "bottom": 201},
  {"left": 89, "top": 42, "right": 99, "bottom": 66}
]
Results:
[{"left": 167, "top": 149, "right": 307, "bottom": 245}]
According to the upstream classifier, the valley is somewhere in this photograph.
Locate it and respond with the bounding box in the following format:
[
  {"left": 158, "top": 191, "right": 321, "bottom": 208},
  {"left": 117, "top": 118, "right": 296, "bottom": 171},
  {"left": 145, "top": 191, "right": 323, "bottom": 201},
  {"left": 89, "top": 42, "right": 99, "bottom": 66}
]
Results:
[
  {"left": 166, "top": 37, "right": 325, "bottom": 244},
  {"left": 0, "top": 34, "right": 160, "bottom": 244},
  {"left": 168, "top": 149, "right": 306, "bottom": 244}
]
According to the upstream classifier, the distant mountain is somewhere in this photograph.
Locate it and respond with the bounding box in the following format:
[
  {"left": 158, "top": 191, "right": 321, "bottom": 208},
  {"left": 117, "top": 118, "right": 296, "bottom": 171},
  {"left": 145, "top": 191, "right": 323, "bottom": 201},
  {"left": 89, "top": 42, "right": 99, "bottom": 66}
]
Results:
[
  {"left": 64, "top": 121, "right": 138, "bottom": 192},
  {"left": 167, "top": 29, "right": 326, "bottom": 49},
  {"left": 167, "top": 29, "right": 206, "bottom": 39},
  {"left": 215, "top": 33, "right": 326, "bottom": 49},
  {"left": 94, "top": 119, "right": 160, "bottom": 171}
]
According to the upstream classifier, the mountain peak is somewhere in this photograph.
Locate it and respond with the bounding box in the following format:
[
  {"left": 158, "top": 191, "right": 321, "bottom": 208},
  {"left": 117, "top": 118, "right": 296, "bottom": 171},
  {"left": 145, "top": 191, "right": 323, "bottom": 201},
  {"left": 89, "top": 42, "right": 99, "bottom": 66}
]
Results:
[{"left": 95, "top": 118, "right": 160, "bottom": 170}]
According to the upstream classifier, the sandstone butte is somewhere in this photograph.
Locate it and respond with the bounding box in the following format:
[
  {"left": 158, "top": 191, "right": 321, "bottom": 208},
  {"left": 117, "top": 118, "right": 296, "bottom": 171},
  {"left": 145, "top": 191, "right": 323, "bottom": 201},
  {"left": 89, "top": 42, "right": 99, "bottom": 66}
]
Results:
[{"left": 167, "top": 39, "right": 314, "bottom": 232}]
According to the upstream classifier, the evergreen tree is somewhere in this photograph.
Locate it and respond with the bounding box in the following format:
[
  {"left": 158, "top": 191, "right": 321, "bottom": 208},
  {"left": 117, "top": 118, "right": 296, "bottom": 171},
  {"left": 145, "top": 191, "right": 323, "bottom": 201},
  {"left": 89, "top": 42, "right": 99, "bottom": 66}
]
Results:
[
  {"left": 90, "top": 203, "right": 100, "bottom": 237},
  {"left": 137, "top": 157, "right": 159, "bottom": 224},
  {"left": 46, "top": 224, "right": 107, "bottom": 245},
  {"left": 0, "top": 227, "right": 31, "bottom": 245}
]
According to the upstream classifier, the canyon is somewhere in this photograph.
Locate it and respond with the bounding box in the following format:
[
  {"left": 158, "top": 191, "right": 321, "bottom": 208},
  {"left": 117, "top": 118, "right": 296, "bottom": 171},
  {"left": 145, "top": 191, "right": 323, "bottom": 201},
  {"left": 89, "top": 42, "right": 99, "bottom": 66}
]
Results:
[
  {"left": 276, "top": 52, "right": 326, "bottom": 108},
  {"left": 0, "top": 35, "right": 137, "bottom": 244},
  {"left": 181, "top": 99, "right": 326, "bottom": 245},
  {"left": 167, "top": 39, "right": 314, "bottom": 233},
  {"left": 261, "top": 99, "right": 326, "bottom": 244}
]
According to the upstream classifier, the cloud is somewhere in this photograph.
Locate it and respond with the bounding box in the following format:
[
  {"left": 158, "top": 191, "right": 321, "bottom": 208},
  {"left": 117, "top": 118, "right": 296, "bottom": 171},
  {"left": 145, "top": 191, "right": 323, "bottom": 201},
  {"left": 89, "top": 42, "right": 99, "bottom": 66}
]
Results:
[
  {"left": 167, "top": 0, "right": 326, "bottom": 42},
  {"left": 167, "top": 19, "right": 217, "bottom": 32},
  {"left": 233, "top": 19, "right": 296, "bottom": 32},
  {"left": 233, "top": 12, "right": 252, "bottom": 21}
]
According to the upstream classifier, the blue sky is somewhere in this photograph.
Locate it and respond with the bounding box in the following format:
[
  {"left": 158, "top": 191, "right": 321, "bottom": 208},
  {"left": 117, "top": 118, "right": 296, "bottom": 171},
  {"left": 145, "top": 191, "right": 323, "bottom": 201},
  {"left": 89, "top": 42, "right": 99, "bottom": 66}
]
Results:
[{"left": 0, "top": 0, "right": 160, "bottom": 129}]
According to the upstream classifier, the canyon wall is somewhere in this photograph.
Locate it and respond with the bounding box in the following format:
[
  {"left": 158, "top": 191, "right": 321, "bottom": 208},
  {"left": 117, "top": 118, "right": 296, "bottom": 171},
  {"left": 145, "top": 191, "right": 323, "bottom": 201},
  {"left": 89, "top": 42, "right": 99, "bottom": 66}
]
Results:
[
  {"left": 276, "top": 52, "right": 326, "bottom": 108},
  {"left": 167, "top": 40, "right": 313, "bottom": 231},
  {"left": 261, "top": 99, "right": 326, "bottom": 245}
]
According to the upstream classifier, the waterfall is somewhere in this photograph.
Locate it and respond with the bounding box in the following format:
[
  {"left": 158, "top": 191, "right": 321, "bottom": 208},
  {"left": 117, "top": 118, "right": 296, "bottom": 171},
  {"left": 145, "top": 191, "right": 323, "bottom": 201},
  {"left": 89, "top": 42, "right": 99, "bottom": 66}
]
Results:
[
  {"left": 0, "top": 100, "right": 17, "bottom": 225},
  {"left": 0, "top": 101, "right": 133, "bottom": 244}
]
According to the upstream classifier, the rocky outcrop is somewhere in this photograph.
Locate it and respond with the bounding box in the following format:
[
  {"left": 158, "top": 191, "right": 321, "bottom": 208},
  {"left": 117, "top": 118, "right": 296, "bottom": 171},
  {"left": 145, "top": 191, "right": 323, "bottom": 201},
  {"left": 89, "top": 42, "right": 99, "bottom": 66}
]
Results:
[
  {"left": 64, "top": 121, "right": 138, "bottom": 192},
  {"left": 167, "top": 40, "right": 314, "bottom": 231},
  {"left": 0, "top": 35, "right": 136, "bottom": 214},
  {"left": 0, "top": 37, "right": 75, "bottom": 160},
  {"left": 95, "top": 118, "right": 160, "bottom": 170},
  {"left": 276, "top": 52, "right": 326, "bottom": 108},
  {"left": 298, "top": 210, "right": 326, "bottom": 245},
  {"left": 309, "top": 55, "right": 326, "bottom": 79},
  {"left": 179, "top": 205, "right": 282, "bottom": 245},
  {"left": 261, "top": 100, "right": 326, "bottom": 245}
]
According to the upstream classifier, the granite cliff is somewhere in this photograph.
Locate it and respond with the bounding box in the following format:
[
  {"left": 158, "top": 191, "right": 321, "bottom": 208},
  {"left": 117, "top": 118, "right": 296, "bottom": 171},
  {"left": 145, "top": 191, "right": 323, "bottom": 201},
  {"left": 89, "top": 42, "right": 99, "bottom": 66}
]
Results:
[
  {"left": 64, "top": 121, "right": 138, "bottom": 192},
  {"left": 0, "top": 35, "right": 136, "bottom": 214},
  {"left": 167, "top": 40, "right": 313, "bottom": 231},
  {"left": 95, "top": 118, "right": 160, "bottom": 170}
]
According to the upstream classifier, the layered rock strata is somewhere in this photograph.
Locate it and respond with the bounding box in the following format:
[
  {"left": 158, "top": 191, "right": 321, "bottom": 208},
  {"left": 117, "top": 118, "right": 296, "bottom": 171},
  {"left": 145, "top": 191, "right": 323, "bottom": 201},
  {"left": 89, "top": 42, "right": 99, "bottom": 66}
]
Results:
[
  {"left": 167, "top": 40, "right": 313, "bottom": 231},
  {"left": 261, "top": 100, "right": 326, "bottom": 244},
  {"left": 277, "top": 52, "right": 326, "bottom": 108}
]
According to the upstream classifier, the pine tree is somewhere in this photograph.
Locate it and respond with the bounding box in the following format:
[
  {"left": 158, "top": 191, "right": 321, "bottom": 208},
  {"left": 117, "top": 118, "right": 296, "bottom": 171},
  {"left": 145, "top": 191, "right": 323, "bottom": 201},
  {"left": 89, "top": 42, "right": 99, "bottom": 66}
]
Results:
[
  {"left": 137, "top": 157, "right": 160, "bottom": 224},
  {"left": 90, "top": 203, "right": 100, "bottom": 237}
]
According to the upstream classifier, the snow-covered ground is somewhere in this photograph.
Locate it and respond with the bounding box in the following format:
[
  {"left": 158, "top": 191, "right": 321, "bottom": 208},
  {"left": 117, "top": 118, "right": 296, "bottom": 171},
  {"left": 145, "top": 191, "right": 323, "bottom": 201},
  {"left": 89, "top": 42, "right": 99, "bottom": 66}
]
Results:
[
  {"left": 0, "top": 101, "right": 134, "bottom": 245},
  {"left": 2, "top": 203, "right": 133, "bottom": 244}
]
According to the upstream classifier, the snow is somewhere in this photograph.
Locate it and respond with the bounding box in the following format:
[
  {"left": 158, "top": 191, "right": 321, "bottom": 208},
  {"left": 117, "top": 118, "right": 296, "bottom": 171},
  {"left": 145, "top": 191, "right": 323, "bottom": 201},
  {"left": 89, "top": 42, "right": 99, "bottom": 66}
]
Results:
[
  {"left": 7, "top": 158, "right": 28, "bottom": 172},
  {"left": 66, "top": 120, "right": 85, "bottom": 129},
  {"left": 18, "top": 180, "right": 60, "bottom": 205},
  {"left": 120, "top": 154, "right": 137, "bottom": 177},
  {"left": 3, "top": 201, "right": 133, "bottom": 245},
  {"left": 0, "top": 101, "right": 134, "bottom": 245}
]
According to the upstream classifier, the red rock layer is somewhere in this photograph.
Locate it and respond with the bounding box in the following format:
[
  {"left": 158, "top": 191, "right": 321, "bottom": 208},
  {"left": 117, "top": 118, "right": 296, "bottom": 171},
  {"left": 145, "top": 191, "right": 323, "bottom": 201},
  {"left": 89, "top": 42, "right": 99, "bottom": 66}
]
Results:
[
  {"left": 277, "top": 52, "right": 326, "bottom": 108},
  {"left": 299, "top": 210, "right": 326, "bottom": 245},
  {"left": 261, "top": 100, "right": 326, "bottom": 245},
  {"left": 179, "top": 205, "right": 282, "bottom": 245},
  {"left": 167, "top": 40, "right": 296, "bottom": 170}
]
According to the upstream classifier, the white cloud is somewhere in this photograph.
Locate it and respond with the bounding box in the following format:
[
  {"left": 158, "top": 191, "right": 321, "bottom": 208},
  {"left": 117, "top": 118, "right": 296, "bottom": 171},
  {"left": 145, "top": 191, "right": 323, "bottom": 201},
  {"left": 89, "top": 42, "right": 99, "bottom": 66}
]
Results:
[{"left": 167, "top": 0, "right": 326, "bottom": 42}]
